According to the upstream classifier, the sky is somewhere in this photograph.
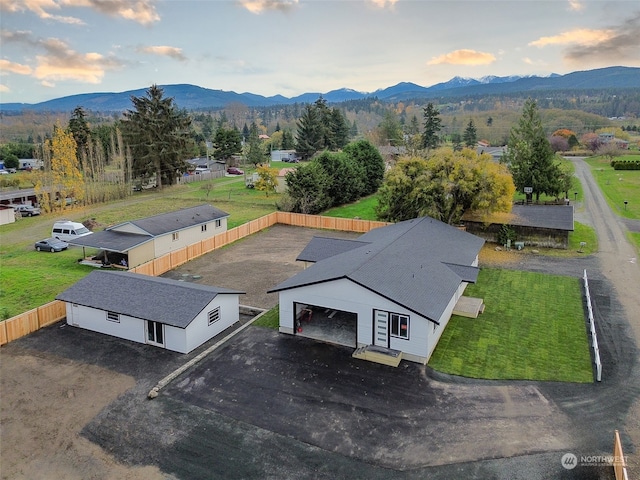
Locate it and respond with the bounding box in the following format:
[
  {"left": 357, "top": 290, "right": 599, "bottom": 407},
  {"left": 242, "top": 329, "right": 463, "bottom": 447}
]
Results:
[{"left": 1, "top": 0, "right": 639, "bottom": 104}]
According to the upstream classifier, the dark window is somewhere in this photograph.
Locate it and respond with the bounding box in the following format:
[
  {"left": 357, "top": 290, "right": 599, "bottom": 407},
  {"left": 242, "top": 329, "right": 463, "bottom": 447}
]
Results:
[
  {"left": 215, "top": 219, "right": 221, "bottom": 228},
  {"left": 390, "top": 313, "right": 409, "bottom": 340},
  {"left": 201, "top": 224, "right": 207, "bottom": 232},
  {"left": 172, "top": 232, "right": 179, "bottom": 241}
]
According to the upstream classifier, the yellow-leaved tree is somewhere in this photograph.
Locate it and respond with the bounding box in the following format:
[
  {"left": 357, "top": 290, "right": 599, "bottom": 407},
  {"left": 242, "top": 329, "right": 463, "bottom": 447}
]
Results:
[
  {"left": 376, "top": 147, "right": 514, "bottom": 224},
  {"left": 254, "top": 165, "right": 279, "bottom": 197},
  {"left": 35, "top": 123, "right": 84, "bottom": 212}
]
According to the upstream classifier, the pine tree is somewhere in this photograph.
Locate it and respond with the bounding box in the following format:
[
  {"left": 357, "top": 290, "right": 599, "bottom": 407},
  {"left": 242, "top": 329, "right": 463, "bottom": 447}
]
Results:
[
  {"left": 504, "top": 98, "right": 560, "bottom": 202},
  {"left": 422, "top": 102, "right": 442, "bottom": 151},
  {"left": 122, "top": 85, "right": 192, "bottom": 188},
  {"left": 463, "top": 119, "right": 477, "bottom": 148},
  {"left": 68, "top": 106, "right": 91, "bottom": 169}
]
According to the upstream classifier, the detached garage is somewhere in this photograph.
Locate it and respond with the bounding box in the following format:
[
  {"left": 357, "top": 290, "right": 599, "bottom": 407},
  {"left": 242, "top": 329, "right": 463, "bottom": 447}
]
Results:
[{"left": 56, "top": 270, "right": 244, "bottom": 354}]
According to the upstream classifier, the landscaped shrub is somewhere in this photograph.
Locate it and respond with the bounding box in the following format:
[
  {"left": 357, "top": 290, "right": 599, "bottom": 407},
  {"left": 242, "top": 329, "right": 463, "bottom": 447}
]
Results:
[
  {"left": 497, "top": 224, "right": 517, "bottom": 245},
  {"left": 611, "top": 160, "right": 640, "bottom": 170}
]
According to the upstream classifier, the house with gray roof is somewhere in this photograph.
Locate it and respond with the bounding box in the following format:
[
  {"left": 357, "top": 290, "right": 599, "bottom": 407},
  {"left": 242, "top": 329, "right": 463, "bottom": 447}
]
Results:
[
  {"left": 69, "top": 204, "right": 229, "bottom": 268},
  {"left": 56, "top": 270, "right": 243, "bottom": 353},
  {"left": 461, "top": 204, "right": 574, "bottom": 249},
  {"left": 268, "top": 216, "right": 485, "bottom": 365}
]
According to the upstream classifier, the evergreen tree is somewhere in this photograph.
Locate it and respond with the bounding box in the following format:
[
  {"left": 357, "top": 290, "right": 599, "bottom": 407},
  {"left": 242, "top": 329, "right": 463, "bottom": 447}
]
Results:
[
  {"left": 246, "top": 122, "right": 265, "bottom": 166},
  {"left": 68, "top": 106, "right": 91, "bottom": 168},
  {"left": 122, "top": 85, "right": 192, "bottom": 188},
  {"left": 350, "top": 119, "right": 359, "bottom": 138},
  {"left": 281, "top": 129, "right": 295, "bottom": 150},
  {"left": 329, "top": 107, "right": 350, "bottom": 149},
  {"left": 212, "top": 127, "right": 242, "bottom": 162},
  {"left": 504, "top": 98, "right": 560, "bottom": 202},
  {"left": 342, "top": 139, "right": 385, "bottom": 195},
  {"left": 242, "top": 123, "right": 250, "bottom": 142},
  {"left": 463, "top": 119, "right": 478, "bottom": 148},
  {"left": 295, "top": 104, "right": 323, "bottom": 159},
  {"left": 422, "top": 102, "right": 442, "bottom": 150},
  {"left": 408, "top": 115, "right": 420, "bottom": 135}
]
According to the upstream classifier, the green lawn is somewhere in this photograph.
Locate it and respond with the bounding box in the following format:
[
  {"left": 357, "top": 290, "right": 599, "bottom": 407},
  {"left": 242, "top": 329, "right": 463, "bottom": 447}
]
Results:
[
  {"left": 428, "top": 268, "right": 593, "bottom": 383},
  {"left": 253, "top": 305, "right": 280, "bottom": 329},
  {"left": 322, "top": 195, "right": 379, "bottom": 220},
  {"left": 585, "top": 155, "right": 640, "bottom": 220}
]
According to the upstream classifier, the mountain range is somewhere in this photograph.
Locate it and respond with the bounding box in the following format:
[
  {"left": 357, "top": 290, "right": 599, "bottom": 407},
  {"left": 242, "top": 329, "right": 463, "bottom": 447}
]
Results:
[{"left": 1, "top": 66, "right": 638, "bottom": 113}]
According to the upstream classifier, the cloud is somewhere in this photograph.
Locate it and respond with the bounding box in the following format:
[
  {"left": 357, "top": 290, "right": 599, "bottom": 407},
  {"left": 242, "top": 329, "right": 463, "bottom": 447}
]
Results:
[
  {"left": 567, "top": 0, "right": 583, "bottom": 12},
  {"left": 0, "top": 0, "right": 159, "bottom": 25},
  {"left": 239, "top": 0, "right": 298, "bottom": 14},
  {"left": 65, "top": 0, "right": 160, "bottom": 25},
  {"left": 138, "top": 45, "right": 187, "bottom": 62},
  {"left": 0, "top": 84, "right": 10, "bottom": 93},
  {"left": 529, "top": 13, "right": 640, "bottom": 65},
  {"left": 1, "top": 0, "right": 85, "bottom": 24},
  {"left": 369, "top": 0, "right": 399, "bottom": 7},
  {"left": 427, "top": 49, "right": 496, "bottom": 66},
  {"left": 1, "top": 30, "right": 125, "bottom": 84},
  {"left": 0, "top": 59, "right": 33, "bottom": 75},
  {"left": 529, "top": 28, "right": 614, "bottom": 47}
]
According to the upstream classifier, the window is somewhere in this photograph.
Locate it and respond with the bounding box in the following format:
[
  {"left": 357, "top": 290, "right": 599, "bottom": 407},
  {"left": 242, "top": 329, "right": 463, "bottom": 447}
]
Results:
[
  {"left": 215, "top": 219, "right": 221, "bottom": 228},
  {"left": 208, "top": 307, "right": 220, "bottom": 325},
  {"left": 172, "top": 232, "right": 179, "bottom": 241},
  {"left": 390, "top": 313, "right": 409, "bottom": 339},
  {"left": 201, "top": 224, "right": 207, "bottom": 232},
  {"left": 106, "top": 311, "right": 120, "bottom": 323}
]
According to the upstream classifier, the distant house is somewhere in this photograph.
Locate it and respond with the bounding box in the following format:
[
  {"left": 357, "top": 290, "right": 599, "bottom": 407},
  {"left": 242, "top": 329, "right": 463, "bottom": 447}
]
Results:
[
  {"left": 461, "top": 204, "right": 574, "bottom": 249},
  {"left": 69, "top": 204, "right": 229, "bottom": 268},
  {"left": 270, "top": 150, "right": 298, "bottom": 162},
  {"left": 275, "top": 168, "right": 296, "bottom": 193},
  {"left": 57, "top": 270, "right": 244, "bottom": 354},
  {"left": 598, "top": 133, "right": 629, "bottom": 149},
  {"left": 268, "top": 217, "right": 485, "bottom": 365}
]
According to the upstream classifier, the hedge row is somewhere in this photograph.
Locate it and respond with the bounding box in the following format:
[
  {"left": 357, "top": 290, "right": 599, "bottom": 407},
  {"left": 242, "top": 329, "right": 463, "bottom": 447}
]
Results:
[{"left": 611, "top": 160, "right": 640, "bottom": 170}]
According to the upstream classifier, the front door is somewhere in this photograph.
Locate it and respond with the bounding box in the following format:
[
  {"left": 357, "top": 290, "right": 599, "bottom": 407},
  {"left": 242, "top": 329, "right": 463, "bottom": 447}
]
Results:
[
  {"left": 373, "top": 310, "right": 389, "bottom": 347},
  {"left": 146, "top": 321, "right": 165, "bottom": 347}
]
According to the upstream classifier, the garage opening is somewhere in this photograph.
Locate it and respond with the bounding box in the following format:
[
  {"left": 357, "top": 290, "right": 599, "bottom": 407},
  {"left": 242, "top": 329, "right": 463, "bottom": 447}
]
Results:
[{"left": 293, "top": 302, "right": 357, "bottom": 348}]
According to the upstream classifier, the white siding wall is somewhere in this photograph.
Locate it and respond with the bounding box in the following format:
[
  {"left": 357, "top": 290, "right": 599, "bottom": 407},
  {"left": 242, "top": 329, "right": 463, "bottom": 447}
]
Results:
[
  {"left": 181, "top": 294, "right": 240, "bottom": 353},
  {"left": 153, "top": 219, "right": 227, "bottom": 257},
  {"left": 278, "top": 278, "right": 433, "bottom": 359},
  {"left": 65, "top": 303, "right": 146, "bottom": 344},
  {"left": 64, "top": 292, "right": 239, "bottom": 354}
]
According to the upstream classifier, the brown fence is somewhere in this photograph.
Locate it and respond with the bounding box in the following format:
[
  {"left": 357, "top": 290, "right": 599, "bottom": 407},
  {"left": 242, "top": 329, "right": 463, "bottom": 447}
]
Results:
[
  {"left": 1, "top": 212, "right": 386, "bottom": 346},
  {"left": 0, "top": 300, "right": 66, "bottom": 346},
  {"left": 613, "top": 430, "right": 629, "bottom": 480}
]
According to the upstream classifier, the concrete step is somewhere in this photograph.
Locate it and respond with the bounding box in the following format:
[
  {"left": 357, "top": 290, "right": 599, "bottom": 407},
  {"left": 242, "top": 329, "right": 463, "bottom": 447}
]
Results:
[{"left": 352, "top": 345, "right": 402, "bottom": 367}]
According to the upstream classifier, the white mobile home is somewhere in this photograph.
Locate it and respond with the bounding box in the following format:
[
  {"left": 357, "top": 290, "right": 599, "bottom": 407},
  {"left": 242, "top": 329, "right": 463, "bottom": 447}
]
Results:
[
  {"left": 57, "top": 270, "right": 244, "bottom": 354},
  {"left": 269, "top": 217, "right": 485, "bottom": 365}
]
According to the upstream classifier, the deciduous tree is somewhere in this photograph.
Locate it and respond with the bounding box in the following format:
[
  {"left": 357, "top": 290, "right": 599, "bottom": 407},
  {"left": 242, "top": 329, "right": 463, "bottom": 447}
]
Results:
[
  {"left": 254, "top": 165, "right": 278, "bottom": 196},
  {"left": 376, "top": 148, "right": 514, "bottom": 224}
]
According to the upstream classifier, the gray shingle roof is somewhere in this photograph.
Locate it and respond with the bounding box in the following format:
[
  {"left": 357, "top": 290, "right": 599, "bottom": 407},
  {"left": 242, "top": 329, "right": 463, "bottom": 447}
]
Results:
[
  {"left": 462, "top": 205, "right": 574, "bottom": 231},
  {"left": 297, "top": 237, "right": 371, "bottom": 263},
  {"left": 67, "top": 230, "right": 152, "bottom": 251},
  {"left": 111, "top": 204, "right": 229, "bottom": 236},
  {"left": 56, "top": 270, "right": 243, "bottom": 328},
  {"left": 269, "top": 216, "right": 485, "bottom": 323}
]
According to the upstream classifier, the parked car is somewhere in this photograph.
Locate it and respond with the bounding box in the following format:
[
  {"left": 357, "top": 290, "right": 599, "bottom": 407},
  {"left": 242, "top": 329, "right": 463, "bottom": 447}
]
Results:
[
  {"left": 14, "top": 205, "right": 41, "bottom": 216},
  {"left": 35, "top": 238, "right": 69, "bottom": 252},
  {"left": 227, "top": 167, "right": 244, "bottom": 175}
]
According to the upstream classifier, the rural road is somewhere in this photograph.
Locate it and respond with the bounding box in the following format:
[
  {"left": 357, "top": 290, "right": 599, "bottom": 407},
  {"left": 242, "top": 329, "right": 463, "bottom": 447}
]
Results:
[{"left": 571, "top": 157, "right": 640, "bottom": 474}]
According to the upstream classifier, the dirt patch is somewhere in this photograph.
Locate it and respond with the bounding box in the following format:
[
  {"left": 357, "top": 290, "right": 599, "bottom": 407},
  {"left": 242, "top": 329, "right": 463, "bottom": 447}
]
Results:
[{"left": 0, "top": 347, "right": 166, "bottom": 480}]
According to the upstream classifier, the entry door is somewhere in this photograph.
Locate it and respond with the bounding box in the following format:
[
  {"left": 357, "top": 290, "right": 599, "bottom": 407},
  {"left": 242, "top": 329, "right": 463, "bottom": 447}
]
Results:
[
  {"left": 373, "top": 310, "right": 389, "bottom": 347},
  {"left": 70, "top": 303, "right": 79, "bottom": 326},
  {"left": 146, "top": 321, "right": 165, "bottom": 347}
]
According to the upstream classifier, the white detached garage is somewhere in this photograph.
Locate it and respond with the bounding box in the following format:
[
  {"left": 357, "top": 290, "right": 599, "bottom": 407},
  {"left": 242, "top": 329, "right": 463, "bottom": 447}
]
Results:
[{"left": 56, "top": 270, "right": 244, "bottom": 354}]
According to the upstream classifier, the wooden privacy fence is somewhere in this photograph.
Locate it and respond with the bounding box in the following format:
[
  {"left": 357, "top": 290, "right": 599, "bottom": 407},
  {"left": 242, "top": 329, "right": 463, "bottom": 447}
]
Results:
[
  {"left": 1, "top": 212, "right": 389, "bottom": 345},
  {"left": 583, "top": 269, "right": 602, "bottom": 381},
  {"left": 614, "top": 430, "right": 629, "bottom": 480}
]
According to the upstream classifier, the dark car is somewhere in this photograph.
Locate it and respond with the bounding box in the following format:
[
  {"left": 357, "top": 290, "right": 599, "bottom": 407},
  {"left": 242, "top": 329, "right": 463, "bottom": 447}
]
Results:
[
  {"left": 35, "top": 238, "right": 69, "bottom": 252},
  {"left": 227, "top": 167, "right": 244, "bottom": 175}
]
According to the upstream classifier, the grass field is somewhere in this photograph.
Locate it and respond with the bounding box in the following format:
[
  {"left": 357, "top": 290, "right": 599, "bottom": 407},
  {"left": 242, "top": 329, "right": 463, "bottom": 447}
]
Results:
[
  {"left": 585, "top": 155, "right": 640, "bottom": 220},
  {"left": 428, "top": 268, "right": 593, "bottom": 383}
]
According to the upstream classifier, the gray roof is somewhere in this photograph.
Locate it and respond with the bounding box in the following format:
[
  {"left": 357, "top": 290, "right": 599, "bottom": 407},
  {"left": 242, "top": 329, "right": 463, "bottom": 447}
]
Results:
[
  {"left": 297, "top": 237, "right": 371, "bottom": 263},
  {"left": 110, "top": 204, "right": 229, "bottom": 236},
  {"left": 269, "top": 217, "right": 485, "bottom": 323},
  {"left": 56, "top": 270, "right": 243, "bottom": 328},
  {"left": 462, "top": 205, "right": 574, "bottom": 231},
  {"left": 67, "top": 230, "right": 152, "bottom": 251}
]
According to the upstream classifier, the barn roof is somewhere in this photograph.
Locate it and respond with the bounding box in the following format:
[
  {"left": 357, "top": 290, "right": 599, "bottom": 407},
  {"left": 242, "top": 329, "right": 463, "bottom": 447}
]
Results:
[
  {"left": 462, "top": 204, "right": 574, "bottom": 231},
  {"left": 269, "top": 216, "right": 484, "bottom": 323},
  {"left": 56, "top": 270, "right": 243, "bottom": 328}
]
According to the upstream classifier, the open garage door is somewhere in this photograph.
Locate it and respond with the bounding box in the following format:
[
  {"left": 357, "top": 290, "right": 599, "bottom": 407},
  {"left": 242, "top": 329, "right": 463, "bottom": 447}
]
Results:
[{"left": 293, "top": 302, "right": 357, "bottom": 348}]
